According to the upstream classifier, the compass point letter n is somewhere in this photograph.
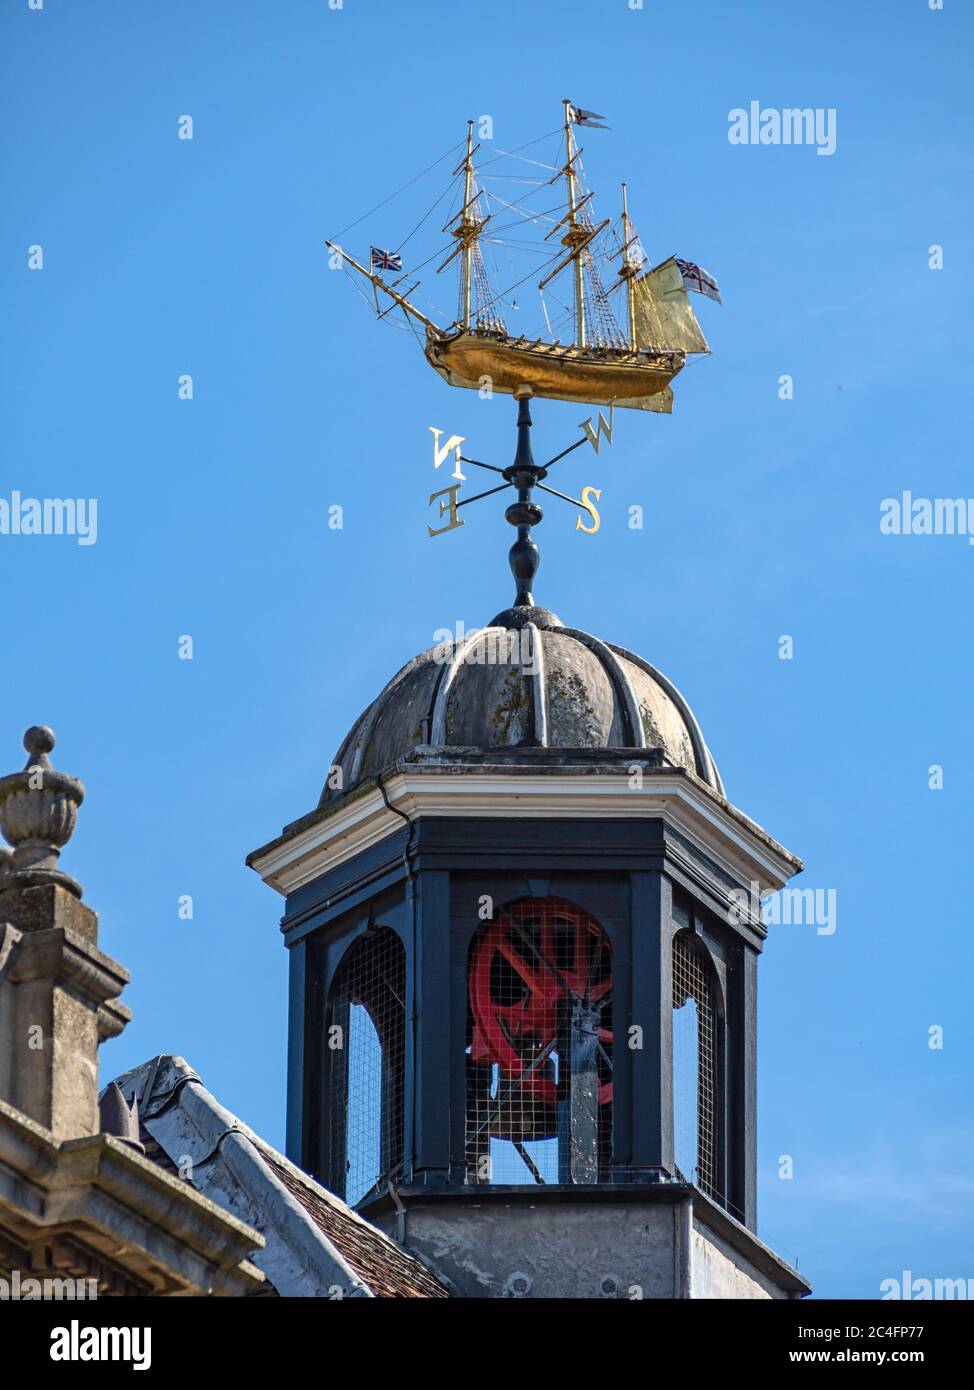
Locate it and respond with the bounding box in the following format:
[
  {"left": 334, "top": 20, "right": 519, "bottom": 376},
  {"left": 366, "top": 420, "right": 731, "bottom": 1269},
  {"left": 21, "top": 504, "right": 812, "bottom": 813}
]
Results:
[{"left": 430, "top": 426, "right": 466, "bottom": 481}]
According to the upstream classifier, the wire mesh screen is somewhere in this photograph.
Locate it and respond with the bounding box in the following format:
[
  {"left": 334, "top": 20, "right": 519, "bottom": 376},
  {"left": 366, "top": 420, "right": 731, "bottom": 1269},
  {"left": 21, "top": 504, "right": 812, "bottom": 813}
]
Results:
[
  {"left": 672, "top": 931, "right": 717, "bottom": 1199},
  {"left": 465, "top": 897, "right": 613, "bottom": 1185},
  {"left": 326, "top": 927, "right": 405, "bottom": 1205}
]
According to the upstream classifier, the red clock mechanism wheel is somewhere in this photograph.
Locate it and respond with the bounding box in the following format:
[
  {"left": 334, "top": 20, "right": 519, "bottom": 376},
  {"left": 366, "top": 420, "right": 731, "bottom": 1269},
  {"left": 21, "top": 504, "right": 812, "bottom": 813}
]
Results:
[{"left": 469, "top": 899, "right": 613, "bottom": 1107}]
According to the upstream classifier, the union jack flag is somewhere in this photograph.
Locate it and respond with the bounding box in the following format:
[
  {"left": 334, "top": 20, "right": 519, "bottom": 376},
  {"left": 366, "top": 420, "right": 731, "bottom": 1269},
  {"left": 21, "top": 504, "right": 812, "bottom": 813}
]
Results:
[
  {"left": 371, "top": 247, "right": 402, "bottom": 273},
  {"left": 675, "top": 258, "right": 722, "bottom": 304}
]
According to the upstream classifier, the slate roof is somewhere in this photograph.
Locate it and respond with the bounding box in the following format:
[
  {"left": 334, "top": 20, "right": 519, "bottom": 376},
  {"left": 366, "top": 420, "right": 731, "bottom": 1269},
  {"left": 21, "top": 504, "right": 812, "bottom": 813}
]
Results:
[{"left": 106, "top": 1055, "right": 448, "bottom": 1299}]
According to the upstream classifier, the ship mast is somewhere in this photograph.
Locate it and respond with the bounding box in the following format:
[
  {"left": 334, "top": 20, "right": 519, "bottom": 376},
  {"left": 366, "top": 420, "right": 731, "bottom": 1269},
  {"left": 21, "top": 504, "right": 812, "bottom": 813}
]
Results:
[
  {"left": 461, "top": 121, "right": 475, "bottom": 328},
  {"left": 618, "top": 182, "right": 639, "bottom": 350},
  {"left": 439, "top": 120, "right": 490, "bottom": 330},
  {"left": 538, "top": 102, "right": 610, "bottom": 349},
  {"left": 563, "top": 99, "right": 586, "bottom": 347}
]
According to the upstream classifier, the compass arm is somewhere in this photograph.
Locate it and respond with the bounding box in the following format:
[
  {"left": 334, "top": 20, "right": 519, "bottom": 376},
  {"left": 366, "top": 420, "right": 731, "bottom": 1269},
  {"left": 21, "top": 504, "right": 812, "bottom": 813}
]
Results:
[
  {"left": 456, "top": 482, "right": 513, "bottom": 510},
  {"left": 458, "top": 456, "right": 507, "bottom": 475},
  {"left": 427, "top": 397, "right": 608, "bottom": 584},
  {"left": 539, "top": 435, "right": 588, "bottom": 470},
  {"left": 535, "top": 481, "right": 589, "bottom": 509}
]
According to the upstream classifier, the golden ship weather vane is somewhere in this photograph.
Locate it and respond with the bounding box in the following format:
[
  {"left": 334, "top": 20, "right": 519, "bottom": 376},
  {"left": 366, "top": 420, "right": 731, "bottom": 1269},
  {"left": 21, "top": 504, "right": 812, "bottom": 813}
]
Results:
[{"left": 325, "top": 99, "right": 722, "bottom": 600}]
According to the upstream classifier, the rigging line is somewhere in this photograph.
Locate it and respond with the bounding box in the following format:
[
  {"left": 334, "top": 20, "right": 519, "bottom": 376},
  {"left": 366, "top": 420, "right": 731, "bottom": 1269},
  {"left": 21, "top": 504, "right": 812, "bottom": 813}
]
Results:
[
  {"left": 360, "top": 252, "right": 451, "bottom": 325},
  {"left": 483, "top": 224, "right": 556, "bottom": 242},
  {"left": 533, "top": 285, "right": 572, "bottom": 331},
  {"left": 486, "top": 188, "right": 564, "bottom": 225},
  {"left": 400, "top": 238, "right": 462, "bottom": 277},
  {"left": 329, "top": 137, "right": 465, "bottom": 241},
  {"left": 401, "top": 302, "right": 426, "bottom": 350},
  {"left": 396, "top": 174, "right": 463, "bottom": 254},
  {"left": 489, "top": 149, "right": 559, "bottom": 173},
  {"left": 490, "top": 248, "right": 563, "bottom": 305},
  {"left": 544, "top": 286, "right": 573, "bottom": 313},
  {"left": 485, "top": 207, "right": 568, "bottom": 236},
  {"left": 475, "top": 126, "right": 562, "bottom": 171},
  {"left": 484, "top": 240, "right": 559, "bottom": 257},
  {"left": 347, "top": 270, "right": 412, "bottom": 333},
  {"left": 441, "top": 175, "right": 464, "bottom": 231},
  {"left": 487, "top": 196, "right": 567, "bottom": 225},
  {"left": 483, "top": 225, "right": 558, "bottom": 241},
  {"left": 491, "top": 172, "right": 559, "bottom": 201},
  {"left": 478, "top": 174, "right": 548, "bottom": 184}
]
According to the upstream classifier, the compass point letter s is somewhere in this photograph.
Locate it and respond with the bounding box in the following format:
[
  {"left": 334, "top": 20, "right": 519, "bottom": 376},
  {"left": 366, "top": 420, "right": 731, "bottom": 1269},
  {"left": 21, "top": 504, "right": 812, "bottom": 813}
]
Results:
[{"left": 575, "top": 487, "right": 602, "bottom": 534}]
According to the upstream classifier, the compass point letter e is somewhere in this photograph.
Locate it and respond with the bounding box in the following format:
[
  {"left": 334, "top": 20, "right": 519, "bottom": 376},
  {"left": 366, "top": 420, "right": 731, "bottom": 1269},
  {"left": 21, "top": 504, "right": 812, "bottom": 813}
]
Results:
[{"left": 428, "top": 485, "right": 465, "bottom": 538}]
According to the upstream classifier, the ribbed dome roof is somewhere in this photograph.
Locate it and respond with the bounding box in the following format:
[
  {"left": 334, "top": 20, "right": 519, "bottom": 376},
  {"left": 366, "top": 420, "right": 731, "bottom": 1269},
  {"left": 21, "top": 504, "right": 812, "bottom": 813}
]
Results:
[{"left": 321, "top": 608, "right": 723, "bottom": 806}]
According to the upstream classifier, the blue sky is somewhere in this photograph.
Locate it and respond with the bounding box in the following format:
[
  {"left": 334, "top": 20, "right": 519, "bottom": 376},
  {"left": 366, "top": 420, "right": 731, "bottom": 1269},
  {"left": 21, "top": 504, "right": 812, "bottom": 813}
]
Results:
[{"left": 2, "top": 0, "right": 972, "bottom": 1298}]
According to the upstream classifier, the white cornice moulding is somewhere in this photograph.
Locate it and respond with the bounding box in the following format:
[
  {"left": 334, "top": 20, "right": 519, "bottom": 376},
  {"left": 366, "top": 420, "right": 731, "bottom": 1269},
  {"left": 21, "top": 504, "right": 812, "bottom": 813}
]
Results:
[{"left": 249, "top": 772, "right": 801, "bottom": 901}]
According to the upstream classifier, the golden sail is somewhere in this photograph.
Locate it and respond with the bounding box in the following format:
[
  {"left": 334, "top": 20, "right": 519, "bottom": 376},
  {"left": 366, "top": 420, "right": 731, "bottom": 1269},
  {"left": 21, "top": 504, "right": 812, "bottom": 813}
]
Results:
[
  {"left": 632, "top": 258, "right": 710, "bottom": 355},
  {"left": 326, "top": 101, "right": 718, "bottom": 413}
]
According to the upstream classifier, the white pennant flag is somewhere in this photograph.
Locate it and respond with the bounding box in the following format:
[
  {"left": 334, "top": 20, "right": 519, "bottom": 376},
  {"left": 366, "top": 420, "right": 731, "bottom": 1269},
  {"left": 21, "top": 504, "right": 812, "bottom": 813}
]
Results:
[{"left": 570, "top": 105, "right": 611, "bottom": 130}]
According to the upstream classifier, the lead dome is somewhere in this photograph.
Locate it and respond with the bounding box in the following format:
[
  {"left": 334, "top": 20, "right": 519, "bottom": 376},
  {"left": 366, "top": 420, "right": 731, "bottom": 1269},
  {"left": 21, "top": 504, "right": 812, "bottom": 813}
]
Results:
[{"left": 321, "top": 607, "right": 723, "bottom": 807}]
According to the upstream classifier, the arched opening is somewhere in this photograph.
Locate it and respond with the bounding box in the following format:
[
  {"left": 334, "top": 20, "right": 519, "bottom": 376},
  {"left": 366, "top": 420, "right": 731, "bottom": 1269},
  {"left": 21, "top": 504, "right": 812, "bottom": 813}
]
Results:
[
  {"left": 672, "top": 930, "right": 717, "bottom": 1199},
  {"left": 325, "top": 927, "right": 405, "bottom": 1205},
  {"left": 465, "top": 897, "right": 613, "bottom": 1185}
]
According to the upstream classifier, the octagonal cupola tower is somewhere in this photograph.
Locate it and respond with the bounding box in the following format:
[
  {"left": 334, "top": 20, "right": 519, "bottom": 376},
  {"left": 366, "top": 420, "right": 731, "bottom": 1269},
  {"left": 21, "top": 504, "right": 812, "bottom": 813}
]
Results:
[{"left": 249, "top": 401, "right": 810, "bottom": 1299}]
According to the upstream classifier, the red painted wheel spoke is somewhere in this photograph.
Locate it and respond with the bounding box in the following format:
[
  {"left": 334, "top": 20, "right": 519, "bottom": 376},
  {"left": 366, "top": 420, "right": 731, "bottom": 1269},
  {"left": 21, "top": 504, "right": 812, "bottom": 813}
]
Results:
[
  {"left": 469, "top": 899, "right": 614, "bottom": 1107},
  {"left": 496, "top": 935, "right": 548, "bottom": 997}
]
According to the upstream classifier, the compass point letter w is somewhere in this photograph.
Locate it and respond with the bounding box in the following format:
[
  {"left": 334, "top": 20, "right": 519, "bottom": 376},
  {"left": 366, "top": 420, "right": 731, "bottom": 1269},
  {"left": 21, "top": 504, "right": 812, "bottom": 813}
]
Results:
[{"left": 579, "top": 404, "right": 615, "bottom": 455}]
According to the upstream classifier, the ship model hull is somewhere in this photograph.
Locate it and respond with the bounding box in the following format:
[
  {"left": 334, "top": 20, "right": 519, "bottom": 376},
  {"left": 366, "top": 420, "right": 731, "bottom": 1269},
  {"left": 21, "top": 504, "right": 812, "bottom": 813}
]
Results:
[{"left": 425, "top": 328, "right": 682, "bottom": 412}]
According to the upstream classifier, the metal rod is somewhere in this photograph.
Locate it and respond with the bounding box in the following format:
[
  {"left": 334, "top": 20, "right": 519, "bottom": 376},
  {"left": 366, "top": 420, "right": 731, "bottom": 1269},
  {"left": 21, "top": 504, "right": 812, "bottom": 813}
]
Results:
[
  {"left": 468, "top": 1038, "right": 556, "bottom": 1142},
  {"left": 455, "top": 481, "right": 513, "bottom": 509},
  {"left": 513, "top": 1141, "right": 546, "bottom": 1185},
  {"left": 510, "top": 921, "right": 581, "bottom": 1004},
  {"left": 459, "top": 456, "right": 507, "bottom": 474},
  {"left": 535, "top": 481, "right": 586, "bottom": 508},
  {"left": 540, "top": 435, "right": 588, "bottom": 469}
]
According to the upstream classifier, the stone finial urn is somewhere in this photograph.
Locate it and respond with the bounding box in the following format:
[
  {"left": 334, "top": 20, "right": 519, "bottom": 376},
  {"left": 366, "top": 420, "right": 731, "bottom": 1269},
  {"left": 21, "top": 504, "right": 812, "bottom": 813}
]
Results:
[{"left": 0, "top": 726, "right": 85, "bottom": 896}]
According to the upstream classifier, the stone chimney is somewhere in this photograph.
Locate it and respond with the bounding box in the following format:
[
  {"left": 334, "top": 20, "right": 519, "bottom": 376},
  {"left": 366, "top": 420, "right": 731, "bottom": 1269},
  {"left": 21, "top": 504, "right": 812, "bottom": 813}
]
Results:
[{"left": 0, "top": 726, "right": 130, "bottom": 1139}]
